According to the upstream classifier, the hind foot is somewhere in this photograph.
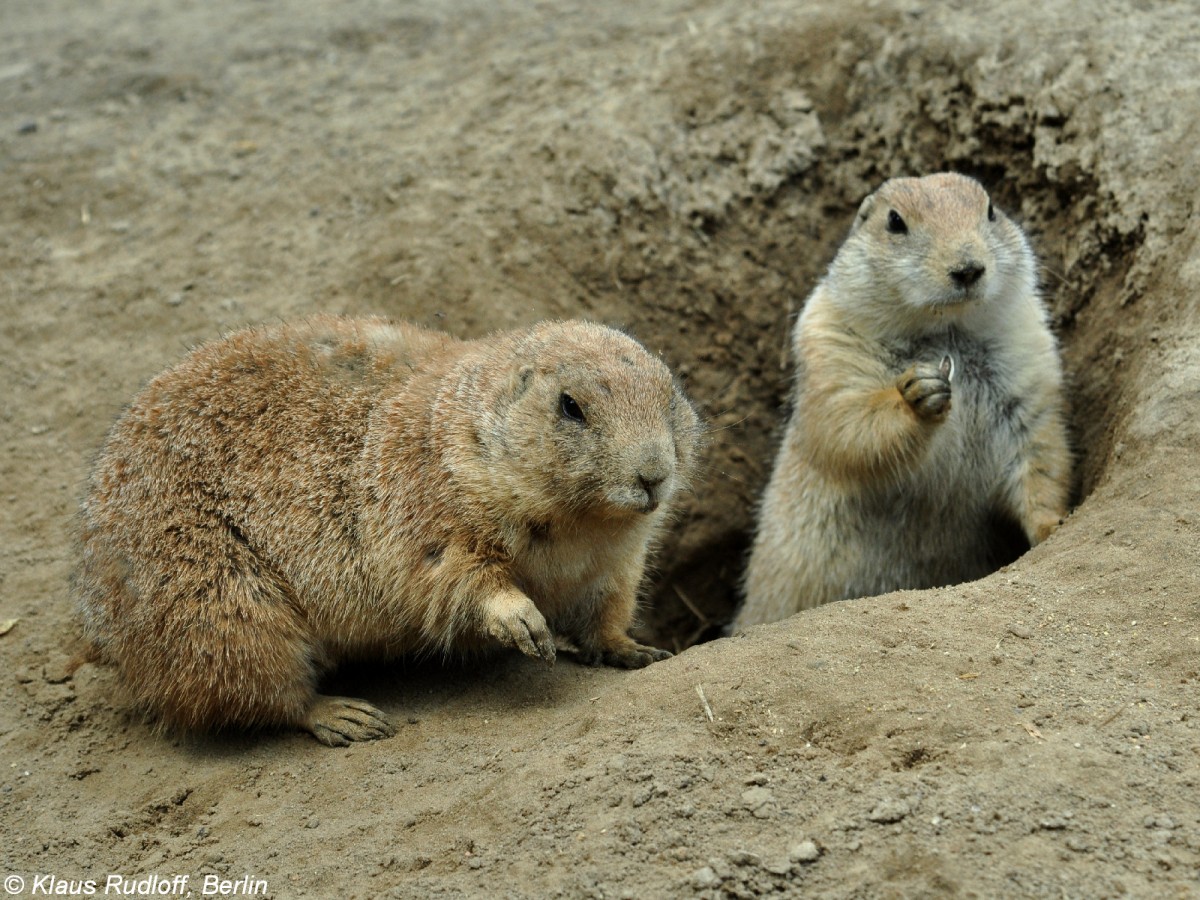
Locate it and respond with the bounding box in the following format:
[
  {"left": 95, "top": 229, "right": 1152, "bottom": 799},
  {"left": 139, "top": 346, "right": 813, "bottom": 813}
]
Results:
[
  {"left": 302, "top": 695, "right": 396, "bottom": 747},
  {"left": 1026, "top": 511, "right": 1065, "bottom": 546},
  {"left": 575, "top": 638, "right": 672, "bottom": 669}
]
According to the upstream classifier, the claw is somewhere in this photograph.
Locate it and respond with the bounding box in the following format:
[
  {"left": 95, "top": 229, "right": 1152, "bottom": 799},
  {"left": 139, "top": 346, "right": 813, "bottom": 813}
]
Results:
[
  {"left": 575, "top": 641, "right": 672, "bottom": 669},
  {"left": 898, "top": 361, "right": 952, "bottom": 422},
  {"left": 483, "top": 588, "right": 556, "bottom": 663}
]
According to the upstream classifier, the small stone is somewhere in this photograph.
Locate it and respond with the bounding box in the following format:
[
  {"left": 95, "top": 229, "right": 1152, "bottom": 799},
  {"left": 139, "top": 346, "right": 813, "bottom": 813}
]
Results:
[
  {"left": 1007, "top": 624, "right": 1032, "bottom": 639},
  {"left": 867, "top": 798, "right": 910, "bottom": 824},
  {"left": 467, "top": 858, "right": 483, "bottom": 870},
  {"left": 741, "top": 787, "right": 775, "bottom": 819},
  {"left": 744, "top": 773, "right": 769, "bottom": 786},
  {"left": 763, "top": 858, "right": 793, "bottom": 876},
  {"left": 1039, "top": 817, "right": 1069, "bottom": 831},
  {"left": 305, "top": 818, "right": 320, "bottom": 829},
  {"left": 690, "top": 866, "right": 719, "bottom": 890},
  {"left": 789, "top": 840, "right": 820, "bottom": 863},
  {"left": 706, "top": 858, "right": 734, "bottom": 880},
  {"left": 43, "top": 663, "right": 73, "bottom": 684},
  {"left": 727, "top": 850, "right": 761, "bottom": 867},
  {"left": 1065, "top": 835, "right": 1090, "bottom": 853},
  {"left": 18, "top": 121, "right": 37, "bottom": 135}
]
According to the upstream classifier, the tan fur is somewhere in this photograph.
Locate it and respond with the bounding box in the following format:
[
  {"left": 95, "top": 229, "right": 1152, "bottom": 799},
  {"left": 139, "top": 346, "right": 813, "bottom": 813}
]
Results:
[
  {"left": 738, "top": 173, "right": 1071, "bottom": 627},
  {"left": 75, "top": 315, "right": 700, "bottom": 745}
]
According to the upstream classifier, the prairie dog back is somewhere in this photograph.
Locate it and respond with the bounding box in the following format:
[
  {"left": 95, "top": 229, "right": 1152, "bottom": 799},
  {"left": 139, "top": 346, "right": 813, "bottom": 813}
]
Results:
[{"left": 739, "top": 173, "right": 1070, "bottom": 627}]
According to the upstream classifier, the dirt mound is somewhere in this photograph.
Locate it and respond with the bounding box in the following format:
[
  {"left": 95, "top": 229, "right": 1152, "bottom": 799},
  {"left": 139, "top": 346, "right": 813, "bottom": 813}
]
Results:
[{"left": 2, "top": 0, "right": 1197, "bottom": 897}]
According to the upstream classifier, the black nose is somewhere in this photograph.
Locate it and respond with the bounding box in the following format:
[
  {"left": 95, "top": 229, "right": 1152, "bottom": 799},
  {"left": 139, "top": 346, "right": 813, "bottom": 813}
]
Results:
[
  {"left": 638, "top": 473, "right": 666, "bottom": 510},
  {"left": 950, "top": 263, "right": 985, "bottom": 287},
  {"left": 639, "top": 473, "right": 665, "bottom": 493}
]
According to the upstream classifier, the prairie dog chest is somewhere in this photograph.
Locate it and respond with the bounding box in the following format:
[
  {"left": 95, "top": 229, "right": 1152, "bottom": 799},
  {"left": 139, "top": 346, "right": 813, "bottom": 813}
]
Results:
[
  {"left": 894, "top": 325, "right": 1015, "bottom": 410},
  {"left": 887, "top": 327, "right": 1022, "bottom": 476},
  {"left": 511, "top": 521, "right": 640, "bottom": 616}
]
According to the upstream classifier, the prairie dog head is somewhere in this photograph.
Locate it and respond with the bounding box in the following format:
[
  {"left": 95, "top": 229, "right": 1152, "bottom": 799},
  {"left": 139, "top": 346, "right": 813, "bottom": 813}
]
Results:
[
  {"left": 831, "top": 172, "right": 1036, "bottom": 326},
  {"left": 465, "top": 322, "right": 700, "bottom": 522}
]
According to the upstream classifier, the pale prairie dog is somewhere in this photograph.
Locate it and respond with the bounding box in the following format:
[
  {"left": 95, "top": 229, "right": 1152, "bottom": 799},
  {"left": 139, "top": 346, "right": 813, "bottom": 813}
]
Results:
[
  {"left": 75, "top": 315, "right": 700, "bottom": 745},
  {"left": 738, "top": 172, "right": 1071, "bottom": 628}
]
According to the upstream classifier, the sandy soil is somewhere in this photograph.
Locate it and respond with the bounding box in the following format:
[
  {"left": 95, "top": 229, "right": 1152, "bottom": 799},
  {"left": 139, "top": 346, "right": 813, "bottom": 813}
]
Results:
[{"left": 2, "top": 0, "right": 1198, "bottom": 896}]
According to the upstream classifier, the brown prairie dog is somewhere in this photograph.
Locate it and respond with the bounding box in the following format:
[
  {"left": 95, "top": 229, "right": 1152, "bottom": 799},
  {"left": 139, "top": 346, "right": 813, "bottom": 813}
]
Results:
[
  {"left": 738, "top": 172, "right": 1070, "bottom": 628},
  {"left": 75, "top": 316, "right": 700, "bottom": 745}
]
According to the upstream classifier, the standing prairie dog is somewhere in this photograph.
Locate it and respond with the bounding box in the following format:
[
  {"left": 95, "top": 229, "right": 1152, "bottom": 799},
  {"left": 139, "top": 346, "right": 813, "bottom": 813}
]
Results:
[
  {"left": 75, "top": 316, "right": 700, "bottom": 745},
  {"left": 738, "top": 172, "right": 1070, "bottom": 627}
]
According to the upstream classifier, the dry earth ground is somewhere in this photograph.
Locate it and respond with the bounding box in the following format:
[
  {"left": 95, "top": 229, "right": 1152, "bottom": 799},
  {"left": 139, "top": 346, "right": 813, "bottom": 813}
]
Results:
[{"left": 1, "top": 0, "right": 1198, "bottom": 897}]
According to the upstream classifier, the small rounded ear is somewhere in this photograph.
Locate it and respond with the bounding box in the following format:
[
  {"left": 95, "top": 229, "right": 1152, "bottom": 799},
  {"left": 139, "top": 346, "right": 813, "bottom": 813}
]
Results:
[
  {"left": 511, "top": 365, "right": 534, "bottom": 399},
  {"left": 853, "top": 192, "right": 877, "bottom": 230}
]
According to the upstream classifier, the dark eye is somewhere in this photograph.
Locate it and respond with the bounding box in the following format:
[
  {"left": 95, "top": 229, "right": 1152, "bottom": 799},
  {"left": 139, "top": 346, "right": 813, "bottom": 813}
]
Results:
[
  {"left": 987, "top": 200, "right": 996, "bottom": 222},
  {"left": 886, "top": 209, "right": 908, "bottom": 234},
  {"left": 560, "top": 392, "right": 585, "bottom": 423}
]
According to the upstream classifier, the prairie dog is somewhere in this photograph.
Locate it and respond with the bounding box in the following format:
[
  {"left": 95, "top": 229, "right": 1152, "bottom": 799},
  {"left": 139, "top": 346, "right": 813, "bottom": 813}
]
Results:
[
  {"left": 738, "top": 172, "right": 1070, "bottom": 627},
  {"left": 75, "top": 316, "right": 700, "bottom": 745}
]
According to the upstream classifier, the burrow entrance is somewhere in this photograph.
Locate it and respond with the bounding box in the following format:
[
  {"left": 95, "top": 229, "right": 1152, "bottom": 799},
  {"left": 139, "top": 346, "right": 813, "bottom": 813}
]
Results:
[{"left": 532, "top": 19, "right": 1153, "bottom": 652}]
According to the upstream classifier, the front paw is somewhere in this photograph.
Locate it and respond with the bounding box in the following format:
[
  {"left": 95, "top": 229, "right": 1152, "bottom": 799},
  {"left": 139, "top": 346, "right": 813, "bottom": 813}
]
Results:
[
  {"left": 481, "top": 589, "right": 556, "bottom": 663},
  {"left": 898, "top": 357, "right": 952, "bottom": 422},
  {"left": 575, "top": 639, "right": 672, "bottom": 669}
]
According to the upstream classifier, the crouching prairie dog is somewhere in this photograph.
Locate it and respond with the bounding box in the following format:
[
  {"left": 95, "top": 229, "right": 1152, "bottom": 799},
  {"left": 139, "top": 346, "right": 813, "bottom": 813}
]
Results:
[
  {"left": 75, "top": 315, "right": 700, "bottom": 745},
  {"left": 738, "top": 172, "right": 1070, "bottom": 628}
]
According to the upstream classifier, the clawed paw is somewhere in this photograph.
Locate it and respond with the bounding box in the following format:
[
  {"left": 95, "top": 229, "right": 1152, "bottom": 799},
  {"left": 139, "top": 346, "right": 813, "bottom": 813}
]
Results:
[
  {"left": 899, "top": 360, "right": 952, "bottom": 421},
  {"left": 482, "top": 589, "right": 556, "bottom": 663},
  {"left": 302, "top": 695, "right": 396, "bottom": 747},
  {"left": 575, "top": 641, "right": 672, "bottom": 669}
]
